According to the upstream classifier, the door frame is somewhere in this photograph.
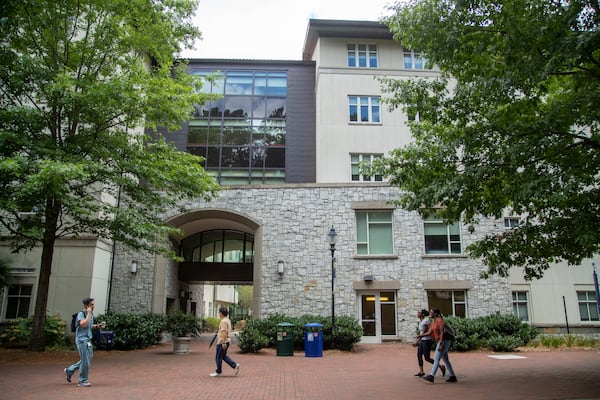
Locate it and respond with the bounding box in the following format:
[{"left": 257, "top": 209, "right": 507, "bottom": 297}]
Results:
[{"left": 358, "top": 291, "right": 397, "bottom": 343}]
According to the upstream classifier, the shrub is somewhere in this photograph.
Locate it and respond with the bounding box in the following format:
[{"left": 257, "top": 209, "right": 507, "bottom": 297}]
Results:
[
  {"left": 203, "top": 317, "right": 220, "bottom": 332},
  {"left": 486, "top": 334, "right": 523, "bottom": 352},
  {"left": 165, "top": 310, "right": 201, "bottom": 337},
  {"left": 331, "top": 316, "right": 363, "bottom": 351},
  {"left": 0, "top": 314, "right": 67, "bottom": 349},
  {"left": 236, "top": 314, "right": 362, "bottom": 353},
  {"left": 237, "top": 319, "right": 269, "bottom": 353},
  {"left": 444, "top": 313, "right": 538, "bottom": 352},
  {"left": 95, "top": 312, "right": 165, "bottom": 350}
]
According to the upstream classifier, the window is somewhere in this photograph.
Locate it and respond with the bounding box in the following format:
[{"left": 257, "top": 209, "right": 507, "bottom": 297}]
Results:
[
  {"left": 356, "top": 211, "right": 394, "bottom": 255},
  {"left": 577, "top": 291, "right": 599, "bottom": 321},
  {"left": 347, "top": 44, "right": 378, "bottom": 68},
  {"left": 181, "top": 230, "right": 254, "bottom": 263},
  {"left": 4, "top": 285, "right": 32, "bottom": 319},
  {"left": 403, "top": 50, "right": 432, "bottom": 70},
  {"left": 190, "top": 70, "right": 287, "bottom": 184},
  {"left": 351, "top": 154, "right": 383, "bottom": 182},
  {"left": 504, "top": 217, "right": 520, "bottom": 229},
  {"left": 349, "top": 96, "right": 380, "bottom": 123},
  {"left": 512, "top": 291, "right": 529, "bottom": 321},
  {"left": 424, "top": 216, "right": 462, "bottom": 254},
  {"left": 427, "top": 290, "right": 467, "bottom": 317}
]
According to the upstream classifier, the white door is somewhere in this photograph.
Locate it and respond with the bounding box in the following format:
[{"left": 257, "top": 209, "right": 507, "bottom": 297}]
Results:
[{"left": 359, "top": 291, "right": 397, "bottom": 344}]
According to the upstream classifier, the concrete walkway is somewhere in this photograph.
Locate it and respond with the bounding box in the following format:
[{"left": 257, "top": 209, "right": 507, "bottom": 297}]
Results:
[{"left": 1, "top": 335, "right": 599, "bottom": 400}]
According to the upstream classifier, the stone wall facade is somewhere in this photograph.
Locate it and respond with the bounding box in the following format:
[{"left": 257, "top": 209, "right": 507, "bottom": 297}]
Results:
[{"left": 111, "top": 183, "right": 512, "bottom": 340}]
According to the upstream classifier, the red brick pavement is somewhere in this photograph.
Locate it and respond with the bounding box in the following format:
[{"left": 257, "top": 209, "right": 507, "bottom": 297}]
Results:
[{"left": 0, "top": 335, "right": 599, "bottom": 400}]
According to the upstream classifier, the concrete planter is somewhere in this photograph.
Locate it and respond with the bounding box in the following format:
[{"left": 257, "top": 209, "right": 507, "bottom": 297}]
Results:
[{"left": 172, "top": 336, "right": 192, "bottom": 354}]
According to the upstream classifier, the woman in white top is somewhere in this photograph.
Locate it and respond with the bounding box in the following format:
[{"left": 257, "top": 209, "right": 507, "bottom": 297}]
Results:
[{"left": 414, "top": 309, "right": 444, "bottom": 377}]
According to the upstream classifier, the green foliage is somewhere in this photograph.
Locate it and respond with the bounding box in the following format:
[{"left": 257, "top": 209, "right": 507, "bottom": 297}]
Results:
[
  {"left": 236, "top": 314, "right": 362, "bottom": 353},
  {"left": 378, "top": 0, "right": 600, "bottom": 280},
  {"left": 203, "top": 317, "right": 220, "bottom": 331},
  {"left": 485, "top": 335, "right": 524, "bottom": 352},
  {"left": 0, "top": 0, "right": 220, "bottom": 350},
  {"left": 445, "top": 314, "right": 538, "bottom": 352},
  {"left": 164, "top": 310, "right": 201, "bottom": 338},
  {"left": 332, "top": 316, "right": 364, "bottom": 351},
  {"left": 237, "top": 319, "right": 269, "bottom": 353},
  {"left": 0, "top": 314, "right": 67, "bottom": 349},
  {"left": 95, "top": 312, "right": 166, "bottom": 350}
]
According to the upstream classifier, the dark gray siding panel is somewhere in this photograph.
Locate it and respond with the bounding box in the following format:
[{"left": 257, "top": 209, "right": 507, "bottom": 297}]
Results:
[{"left": 285, "top": 64, "right": 316, "bottom": 183}]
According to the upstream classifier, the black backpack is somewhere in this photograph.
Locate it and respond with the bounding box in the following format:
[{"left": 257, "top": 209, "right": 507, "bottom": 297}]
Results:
[
  {"left": 443, "top": 322, "right": 455, "bottom": 340},
  {"left": 71, "top": 311, "right": 82, "bottom": 332}
]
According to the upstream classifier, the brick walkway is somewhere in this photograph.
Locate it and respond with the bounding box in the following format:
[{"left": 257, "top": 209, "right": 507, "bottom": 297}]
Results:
[{"left": 1, "top": 335, "right": 599, "bottom": 400}]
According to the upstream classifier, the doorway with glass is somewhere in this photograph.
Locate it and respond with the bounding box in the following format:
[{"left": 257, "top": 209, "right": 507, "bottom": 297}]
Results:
[{"left": 359, "top": 291, "right": 397, "bottom": 343}]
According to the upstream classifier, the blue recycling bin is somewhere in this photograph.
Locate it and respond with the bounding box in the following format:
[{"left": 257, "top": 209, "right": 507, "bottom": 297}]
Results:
[{"left": 303, "top": 323, "right": 323, "bottom": 357}]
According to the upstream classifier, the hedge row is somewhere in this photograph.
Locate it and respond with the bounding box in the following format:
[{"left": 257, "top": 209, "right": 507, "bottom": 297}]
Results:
[
  {"left": 445, "top": 314, "right": 539, "bottom": 352},
  {"left": 237, "top": 314, "right": 362, "bottom": 353}
]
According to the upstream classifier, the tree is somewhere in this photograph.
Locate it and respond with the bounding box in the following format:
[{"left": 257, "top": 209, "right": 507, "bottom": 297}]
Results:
[
  {"left": 0, "top": 0, "right": 220, "bottom": 351},
  {"left": 376, "top": 0, "right": 600, "bottom": 280}
]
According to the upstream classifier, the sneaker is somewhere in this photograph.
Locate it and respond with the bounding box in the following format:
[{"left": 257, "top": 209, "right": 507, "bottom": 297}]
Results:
[
  {"left": 440, "top": 365, "right": 446, "bottom": 377},
  {"left": 77, "top": 382, "right": 91, "bottom": 387},
  {"left": 209, "top": 372, "right": 221, "bottom": 377},
  {"left": 414, "top": 372, "right": 425, "bottom": 377},
  {"left": 234, "top": 363, "right": 240, "bottom": 376},
  {"left": 423, "top": 374, "right": 434, "bottom": 383},
  {"left": 64, "top": 368, "right": 73, "bottom": 383},
  {"left": 446, "top": 376, "right": 458, "bottom": 383}
]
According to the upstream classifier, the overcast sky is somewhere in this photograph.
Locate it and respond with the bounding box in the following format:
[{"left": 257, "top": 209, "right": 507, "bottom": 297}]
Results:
[{"left": 180, "top": 0, "right": 397, "bottom": 60}]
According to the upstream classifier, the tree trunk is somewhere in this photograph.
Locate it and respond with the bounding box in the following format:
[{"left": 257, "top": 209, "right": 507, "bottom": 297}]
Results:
[{"left": 28, "top": 199, "right": 60, "bottom": 352}]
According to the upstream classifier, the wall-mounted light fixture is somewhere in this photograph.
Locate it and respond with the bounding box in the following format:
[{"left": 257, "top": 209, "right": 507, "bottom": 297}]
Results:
[
  {"left": 130, "top": 261, "right": 138, "bottom": 274},
  {"left": 188, "top": 291, "right": 193, "bottom": 300},
  {"left": 277, "top": 260, "right": 285, "bottom": 275}
]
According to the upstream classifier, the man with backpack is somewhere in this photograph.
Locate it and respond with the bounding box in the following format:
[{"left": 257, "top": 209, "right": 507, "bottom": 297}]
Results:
[
  {"left": 64, "top": 297, "right": 105, "bottom": 387},
  {"left": 422, "top": 308, "right": 458, "bottom": 383}
]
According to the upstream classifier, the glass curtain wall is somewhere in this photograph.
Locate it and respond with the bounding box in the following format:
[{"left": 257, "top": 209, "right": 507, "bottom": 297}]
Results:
[{"left": 189, "top": 70, "right": 287, "bottom": 184}]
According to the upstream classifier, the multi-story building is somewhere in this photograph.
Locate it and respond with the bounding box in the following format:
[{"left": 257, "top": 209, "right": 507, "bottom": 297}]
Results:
[{"left": 1, "top": 19, "right": 597, "bottom": 342}]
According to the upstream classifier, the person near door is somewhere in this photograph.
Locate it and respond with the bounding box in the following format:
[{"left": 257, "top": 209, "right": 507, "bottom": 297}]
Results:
[
  {"left": 422, "top": 308, "right": 457, "bottom": 383},
  {"left": 210, "top": 307, "right": 240, "bottom": 377},
  {"left": 413, "top": 309, "right": 440, "bottom": 377}
]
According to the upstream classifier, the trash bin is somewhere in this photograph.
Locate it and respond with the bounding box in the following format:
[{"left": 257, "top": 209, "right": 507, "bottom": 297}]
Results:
[
  {"left": 276, "top": 322, "right": 295, "bottom": 356},
  {"left": 303, "top": 323, "right": 323, "bottom": 357}
]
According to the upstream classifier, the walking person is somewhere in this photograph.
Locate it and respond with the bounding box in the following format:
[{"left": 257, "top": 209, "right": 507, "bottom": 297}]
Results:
[
  {"left": 64, "top": 297, "right": 105, "bottom": 387},
  {"left": 422, "top": 308, "right": 457, "bottom": 383},
  {"left": 210, "top": 307, "right": 240, "bottom": 377},
  {"left": 413, "top": 309, "right": 441, "bottom": 377}
]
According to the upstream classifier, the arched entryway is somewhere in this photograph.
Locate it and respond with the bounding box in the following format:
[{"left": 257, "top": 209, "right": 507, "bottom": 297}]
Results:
[{"left": 163, "top": 209, "right": 263, "bottom": 318}]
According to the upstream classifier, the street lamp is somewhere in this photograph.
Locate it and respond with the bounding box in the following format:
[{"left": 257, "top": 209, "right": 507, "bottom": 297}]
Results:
[
  {"left": 327, "top": 226, "right": 337, "bottom": 349},
  {"left": 593, "top": 262, "right": 600, "bottom": 317}
]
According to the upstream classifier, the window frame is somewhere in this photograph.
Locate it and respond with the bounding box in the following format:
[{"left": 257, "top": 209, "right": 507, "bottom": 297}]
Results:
[
  {"left": 4, "top": 284, "right": 32, "bottom": 320},
  {"left": 351, "top": 153, "right": 383, "bottom": 182},
  {"left": 347, "top": 43, "right": 378, "bottom": 68},
  {"left": 427, "top": 290, "right": 467, "bottom": 317},
  {"left": 403, "top": 50, "right": 432, "bottom": 70},
  {"left": 577, "top": 290, "right": 599, "bottom": 321},
  {"left": 504, "top": 217, "right": 520, "bottom": 229},
  {"left": 512, "top": 291, "right": 530, "bottom": 322},
  {"left": 355, "top": 210, "right": 394, "bottom": 256},
  {"left": 423, "top": 216, "right": 462, "bottom": 255},
  {"left": 348, "top": 96, "right": 381, "bottom": 124}
]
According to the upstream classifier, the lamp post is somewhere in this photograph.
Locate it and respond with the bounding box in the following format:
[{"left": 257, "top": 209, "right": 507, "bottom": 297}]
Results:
[
  {"left": 593, "top": 262, "right": 600, "bottom": 317},
  {"left": 327, "top": 226, "right": 337, "bottom": 349}
]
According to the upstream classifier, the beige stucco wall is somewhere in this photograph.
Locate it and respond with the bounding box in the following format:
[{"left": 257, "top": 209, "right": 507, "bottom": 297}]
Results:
[
  {"left": 510, "top": 257, "right": 598, "bottom": 327},
  {"left": 0, "top": 238, "right": 113, "bottom": 331},
  {"left": 313, "top": 37, "right": 440, "bottom": 183}
]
